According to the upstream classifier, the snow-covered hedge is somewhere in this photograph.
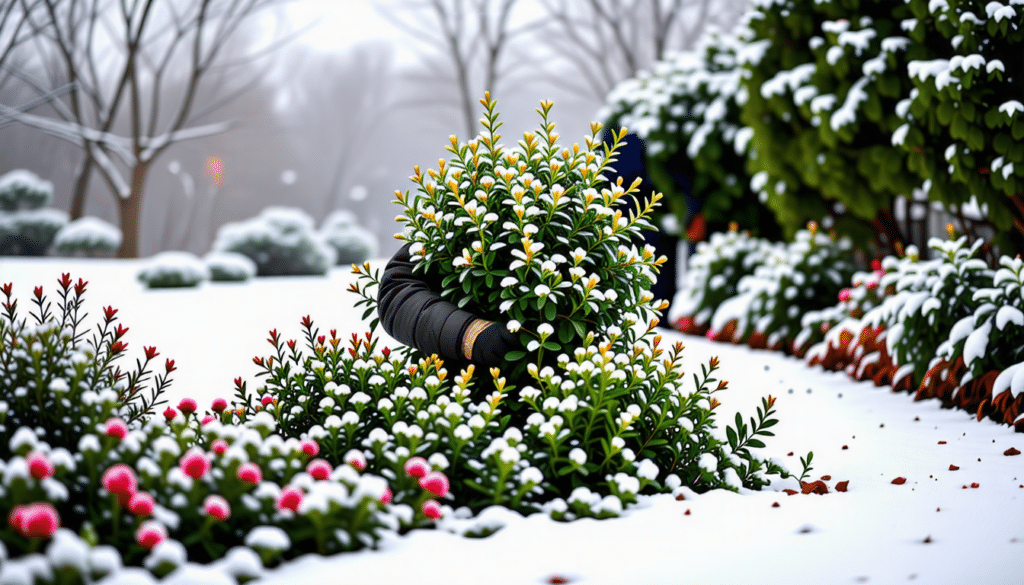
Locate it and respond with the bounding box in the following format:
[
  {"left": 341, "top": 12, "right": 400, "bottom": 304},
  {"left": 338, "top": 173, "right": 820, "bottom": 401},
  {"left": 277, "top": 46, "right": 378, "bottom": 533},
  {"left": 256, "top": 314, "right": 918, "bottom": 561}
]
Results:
[
  {"left": 320, "top": 210, "right": 378, "bottom": 265},
  {"left": 684, "top": 226, "right": 1024, "bottom": 430},
  {"left": 52, "top": 216, "right": 123, "bottom": 256},
  {"left": 602, "top": 27, "right": 780, "bottom": 240},
  {"left": 0, "top": 208, "right": 69, "bottom": 256},
  {"left": 137, "top": 252, "right": 209, "bottom": 289},
  {"left": 901, "top": 0, "right": 1024, "bottom": 253},
  {"left": 211, "top": 207, "right": 336, "bottom": 277},
  {"left": 204, "top": 251, "right": 257, "bottom": 282},
  {"left": 0, "top": 169, "right": 53, "bottom": 211}
]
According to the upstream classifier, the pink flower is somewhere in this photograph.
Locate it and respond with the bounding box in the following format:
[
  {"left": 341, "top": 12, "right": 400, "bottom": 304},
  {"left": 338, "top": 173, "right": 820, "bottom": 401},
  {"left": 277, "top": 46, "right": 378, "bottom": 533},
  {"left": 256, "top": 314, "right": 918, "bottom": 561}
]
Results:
[
  {"left": 15, "top": 503, "right": 60, "bottom": 538},
  {"left": 211, "top": 398, "right": 228, "bottom": 413},
  {"left": 419, "top": 471, "right": 450, "bottom": 498},
  {"left": 178, "top": 398, "right": 197, "bottom": 415},
  {"left": 179, "top": 448, "right": 211, "bottom": 480},
  {"left": 128, "top": 492, "right": 156, "bottom": 516},
  {"left": 27, "top": 452, "right": 54, "bottom": 480},
  {"left": 101, "top": 464, "right": 137, "bottom": 500},
  {"left": 871, "top": 259, "right": 882, "bottom": 273},
  {"left": 381, "top": 486, "right": 393, "bottom": 505},
  {"left": 105, "top": 418, "right": 129, "bottom": 439},
  {"left": 201, "top": 415, "right": 216, "bottom": 425},
  {"left": 210, "top": 439, "right": 229, "bottom": 455},
  {"left": 343, "top": 449, "right": 367, "bottom": 471},
  {"left": 838, "top": 288, "right": 852, "bottom": 303},
  {"left": 163, "top": 407, "right": 178, "bottom": 421},
  {"left": 236, "top": 462, "right": 262, "bottom": 485},
  {"left": 307, "top": 459, "right": 333, "bottom": 481},
  {"left": 300, "top": 439, "right": 319, "bottom": 457},
  {"left": 277, "top": 486, "right": 304, "bottom": 512},
  {"left": 8, "top": 505, "right": 26, "bottom": 532},
  {"left": 705, "top": 329, "right": 719, "bottom": 341},
  {"left": 261, "top": 395, "right": 275, "bottom": 407},
  {"left": 404, "top": 457, "right": 430, "bottom": 479},
  {"left": 866, "top": 280, "right": 878, "bottom": 291},
  {"left": 203, "top": 495, "right": 231, "bottom": 521},
  {"left": 421, "top": 499, "right": 443, "bottom": 520},
  {"left": 135, "top": 520, "right": 168, "bottom": 550}
]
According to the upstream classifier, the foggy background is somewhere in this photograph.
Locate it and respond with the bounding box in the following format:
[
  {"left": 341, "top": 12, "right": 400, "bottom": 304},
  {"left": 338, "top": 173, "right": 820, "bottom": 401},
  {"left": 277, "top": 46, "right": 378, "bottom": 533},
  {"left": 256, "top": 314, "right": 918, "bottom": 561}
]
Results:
[{"left": 0, "top": 0, "right": 749, "bottom": 259}]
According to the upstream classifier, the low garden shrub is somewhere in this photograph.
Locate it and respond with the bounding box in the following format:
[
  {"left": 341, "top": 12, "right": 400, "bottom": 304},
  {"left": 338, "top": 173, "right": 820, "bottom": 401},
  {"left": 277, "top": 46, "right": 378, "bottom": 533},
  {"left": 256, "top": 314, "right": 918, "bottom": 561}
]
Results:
[
  {"left": 211, "top": 207, "right": 336, "bottom": 277},
  {"left": 0, "top": 169, "right": 67, "bottom": 256},
  {"left": 0, "top": 277, "right": 406, "bottom": 581},
  {"left": 136, "top": 252, "right": 210, "bottom": 289},
  {"left": 52, "top": 216, "right": 123, "bottom": 257},
  {"left": 241, "top": 94, "right": 800, "bottom": 522},
  {"left": 204, "top": 251, "right": 258, "bottom": 283},
  {"left": 321, "top": 210, "right": 379, "bottom": 265}
]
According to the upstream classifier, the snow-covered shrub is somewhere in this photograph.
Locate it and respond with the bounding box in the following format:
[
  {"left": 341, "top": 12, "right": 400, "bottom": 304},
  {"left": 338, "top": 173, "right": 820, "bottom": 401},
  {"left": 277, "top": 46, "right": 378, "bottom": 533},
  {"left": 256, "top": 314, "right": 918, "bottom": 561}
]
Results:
[
  {"left": 52, "top": 216, "right": 123, "bottom": 256},
  {"left": 397, "top": 94, "right": 667, "bottom": 379},
  {"left": 603, "top": 26, "right": 780, "bottom": 240},
  {"left": 321, "top": 210, "right": 379, "bottom": 265},
  {"left": 204, "top": 251, "right": 257, "bottom": 282},
  {"left": 0, "top": 278, "right": 399, "bottom": 577},
  {"left": 902, "top": 0, "right": 1024, "bottom": 252},
  {"left": 864, "top": 236, "right": 992, "bottom": 389},
  {"left": 719, "top": 224, "right": 856, "bottom": 349},
  {"left": 671, "top": 226, "right": 776, "bottom": 334},
  {"left": 136, "top": 252, "right": 209, "bottom": 289},
  {"left": 250, "top": 97, "right": 798, "bottom": 521},
  {"left": 795, "top": 259, "right": 890, "bottom": 355},
  {"left": 0, "top": 169, "right": 53, "bottom": 211},
  {"left": 741, "top": 0, "right": 946, "bottom": 252},
  {"left": 936, "top": 253, "right": 1024, "bottom": 422},
  {"left": 0, "top": 208, "right": 69, "bottom": 256},
  {"left": 212, "top": 207, "right": 336, "bottom": 276}
]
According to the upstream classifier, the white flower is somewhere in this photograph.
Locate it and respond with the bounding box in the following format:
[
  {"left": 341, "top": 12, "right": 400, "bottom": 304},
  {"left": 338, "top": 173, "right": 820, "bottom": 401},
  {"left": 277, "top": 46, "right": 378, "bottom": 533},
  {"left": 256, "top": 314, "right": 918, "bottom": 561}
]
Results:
[
  {"left": 534, "top": 284, "right": 551, "bottom": 297},
  {"left": 319, "top": 397, "right": 335, "bottom": 410},
  {"left": 341, "top": 411, "right": 360, "bottom": 426},
  {"left": 611, "top": 437, "right": 625, "bottom": 450},
  {"left": 621, "top": 448, "right": 635, "bottom": 462},
  {"left": 453, "top": 424, "right": 473, "bottom": 440},
  {"left": 537, "top": 323, "right": 554, "bottom": 337},
  {"left": 468, "top": 415, "right": 486, "bottom": 429},
  {"left": 569, "top": 448, "right": 587, "bottom": 465},
  {"left": 377, "top": 398, "right": 394, "bottom": 411},
  {"left": 542, "top": 396, "right": 560, "bottom": 411},
  {"left": 367, "top": 428, "right": 389, "bottom": 444},
  {"left": 499, "top": 447, "right": 520, "bottom": 464},
  {"left": 324, "top": 415, "right": 342, "bottom": 429},
  {"left": 500, "top": 277, "right": 518, "bottom": 287},
  {"left": 350, "top": 392, "right": 371, "bottom": 404},
  {"left": 507, "top": 320, "right": 522, "bottom": 333}
]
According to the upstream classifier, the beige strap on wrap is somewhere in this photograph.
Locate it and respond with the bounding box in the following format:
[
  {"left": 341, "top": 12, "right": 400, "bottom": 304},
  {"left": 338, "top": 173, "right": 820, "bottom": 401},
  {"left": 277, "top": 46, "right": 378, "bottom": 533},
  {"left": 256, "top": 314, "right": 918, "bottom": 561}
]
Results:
[{"left": 462, "top": 319, "right": 494, "bottom": 361}]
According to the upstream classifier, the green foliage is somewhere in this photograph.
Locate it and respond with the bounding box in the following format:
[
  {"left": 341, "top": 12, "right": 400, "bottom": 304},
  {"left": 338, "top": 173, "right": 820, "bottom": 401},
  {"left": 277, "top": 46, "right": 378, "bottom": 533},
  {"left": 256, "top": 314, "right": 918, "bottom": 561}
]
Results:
[
  {"left": 741, "top": 0, "right": 939, "bottom": 251},
  {"left": 53, "top": 217, "right": 123, "bottom": 256},
  {"left": 901, "top": 0, "right": 1024, "bottom": 252},
  {"left": 205, "top": 251, "right": 257, "bottom": 282},
  {"left": 602, "top": 28, "right": 780, "bottom": 240},
  {"left": 396, "top": 95, "right": 667, "bottom": 379},
  {"left": 938, "top": 254, "right": 1024, "bottom": 390},
  {"left": 867, "top": 237, "right": 992, "bottom": 387}
]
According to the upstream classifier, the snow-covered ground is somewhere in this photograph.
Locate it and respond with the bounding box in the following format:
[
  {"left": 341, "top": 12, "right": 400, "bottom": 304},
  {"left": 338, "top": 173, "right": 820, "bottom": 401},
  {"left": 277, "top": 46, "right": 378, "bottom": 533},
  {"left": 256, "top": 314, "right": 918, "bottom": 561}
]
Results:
[{"left": 1, "top": 258, "right": 1022, "bottom": 584}]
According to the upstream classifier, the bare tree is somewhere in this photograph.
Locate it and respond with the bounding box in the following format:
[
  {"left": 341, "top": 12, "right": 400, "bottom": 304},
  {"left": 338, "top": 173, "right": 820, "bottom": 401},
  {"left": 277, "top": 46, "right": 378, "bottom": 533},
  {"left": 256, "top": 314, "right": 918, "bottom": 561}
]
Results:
[
  {"left": 537, "top": 0, "right": 750, "bottom": 101},
  {"left": 0, "top": 0, "right": 291, "bottom": 257},
  {"left": 379, "top": 0, "right": 530, "bottom": 138}
]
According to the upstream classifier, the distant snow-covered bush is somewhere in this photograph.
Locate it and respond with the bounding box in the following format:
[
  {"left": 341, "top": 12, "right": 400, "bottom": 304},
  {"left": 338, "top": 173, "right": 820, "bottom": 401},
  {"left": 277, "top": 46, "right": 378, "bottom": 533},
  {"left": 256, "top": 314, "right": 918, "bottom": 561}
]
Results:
[
  {"left": 321, "top": 210, "right": 378, "bottom": 265},
  {"left": 0, "top": 169, "right": 53, "bottom": 211},
  {"left": 211, "top": 207, "right": 335, "bottom": 276},
  {"left": 671, "top": 226, "right": 776, "bottom": 334},
  {"left": 204, "top": 251, "right": 257, "bottom": 282},
  {"left": 0, "top": 208, "right": 68, "bottom": 256},
  {"left": 714, "top": 224, "right": 855, "bottom": 349},
  {"left": 52, "top": 216, "right": 122, "bottom": 256},
  {"left": 137, "top": 252, "right": 209, "bottom": 288}
]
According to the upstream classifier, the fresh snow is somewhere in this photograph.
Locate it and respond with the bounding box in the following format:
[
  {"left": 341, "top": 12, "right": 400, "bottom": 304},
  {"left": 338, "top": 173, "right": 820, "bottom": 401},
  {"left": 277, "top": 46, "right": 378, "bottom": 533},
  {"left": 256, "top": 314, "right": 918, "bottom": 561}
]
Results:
[{"left": 0, "top": 259, "right": 1021, "bottom": 584}]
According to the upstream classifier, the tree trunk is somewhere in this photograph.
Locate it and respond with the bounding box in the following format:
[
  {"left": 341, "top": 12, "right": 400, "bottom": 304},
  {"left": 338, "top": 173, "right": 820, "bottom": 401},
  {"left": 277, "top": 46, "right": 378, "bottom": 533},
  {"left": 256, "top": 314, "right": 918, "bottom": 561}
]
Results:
[
  {"left": 117, "top": 163, "right": 150, "bottom": 258},
  {"left": 69, "top": 155, "right": 95, "bottom": 220}
]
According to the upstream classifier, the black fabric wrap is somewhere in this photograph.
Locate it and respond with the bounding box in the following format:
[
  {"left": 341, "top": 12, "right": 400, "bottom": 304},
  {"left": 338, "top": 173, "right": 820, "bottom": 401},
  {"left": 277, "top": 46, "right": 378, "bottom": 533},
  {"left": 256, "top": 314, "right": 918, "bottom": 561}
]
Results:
[
  {"left": 378, "top": 243, "right": 475, "bottom": 365},
  {"left": 471, "top": 323, "right": 517, "bottom": 367}
]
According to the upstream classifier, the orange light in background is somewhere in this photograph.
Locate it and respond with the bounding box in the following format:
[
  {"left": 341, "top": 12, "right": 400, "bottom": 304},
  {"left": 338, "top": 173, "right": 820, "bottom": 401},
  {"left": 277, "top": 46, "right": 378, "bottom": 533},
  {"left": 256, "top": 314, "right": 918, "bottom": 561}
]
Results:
[{"left": 206, "top": 156, "right": 224, "bottom": 188}]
